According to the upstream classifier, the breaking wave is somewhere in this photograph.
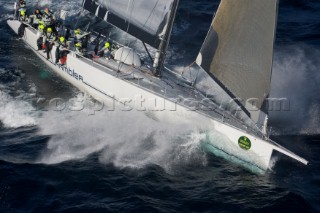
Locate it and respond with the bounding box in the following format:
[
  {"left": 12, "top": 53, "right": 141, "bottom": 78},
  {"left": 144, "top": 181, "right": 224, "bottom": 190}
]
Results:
[
  {"left": 0, "top": 68, "right": 37, "bottom": 128},
  {"left": 30, "top": 92, "right": 272, "bottom": 175},
  {"left": 35, "top": 94, "right": 210, "bottom": 174},
  {"left": 0, "top": 90, "right": 36, "bottom": 128}
]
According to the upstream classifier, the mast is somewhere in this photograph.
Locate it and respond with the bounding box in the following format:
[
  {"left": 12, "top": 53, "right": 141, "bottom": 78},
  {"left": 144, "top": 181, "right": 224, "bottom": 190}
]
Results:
[
  {"left": 154, "top": 0, "right": 179, "bottom": 77},
  {"left": 82, "top": 0, "right": 179, "bottom": 77}
]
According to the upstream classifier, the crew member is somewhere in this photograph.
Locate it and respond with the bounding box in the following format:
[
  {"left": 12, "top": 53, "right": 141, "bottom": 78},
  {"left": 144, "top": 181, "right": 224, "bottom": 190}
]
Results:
[
  {"left": 43, "top": 7, "right": 55, "bottom": 20},
  {"left": 19, "top": 9, "right": 27, "bottom": 21},
  {"left": 75, "top": 42, "right": 83, "bottom": 56},
  {"left": 35, "top": 8, "right": 43, "bottom": 19},
  {"left": 98, "top": 41, "right": 112, "bottom": 59},
  {"left": 43, "top": 27, "right": 55, "bottom": 59},
  {"left": 18, "top": 1, "right": 27, "bottom": 22},
  {"left": 42, "top": 7, "right": 57, "bottom": 34},
  {"left": 55, "top": 36, "right": 69, "bottom": 64},
  {"left": 44, "top": 27, "right": 55, "bottom": 41},
  {"left": 18, "top": 0, "right": 26, "bottom": 9},
  {"left": 37, "top": 24, "right": 45, "bottom": 50},
  {"left": 29, "top": 8, "right": 43, "bottom": 29},
  {"left": 42, "top": 8, "right": 53, "bottom": 27},
  {"left": 74, "top": 28, "right": 90, "bottom": 56}
]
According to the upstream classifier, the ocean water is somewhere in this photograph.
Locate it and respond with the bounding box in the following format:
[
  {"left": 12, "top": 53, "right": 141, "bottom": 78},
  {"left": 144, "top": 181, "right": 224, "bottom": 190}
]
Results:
[{"left": 0, "top": 0, "right": 320, "bottom": 212}]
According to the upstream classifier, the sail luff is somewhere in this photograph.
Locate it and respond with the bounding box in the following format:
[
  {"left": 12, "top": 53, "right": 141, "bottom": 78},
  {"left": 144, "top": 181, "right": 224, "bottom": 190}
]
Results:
[
  {"left": 196, "top": 0, "right": 278, "bottom": 115},
  {"left": 270, "top": 0, "right": 280, "bottom": 84}
]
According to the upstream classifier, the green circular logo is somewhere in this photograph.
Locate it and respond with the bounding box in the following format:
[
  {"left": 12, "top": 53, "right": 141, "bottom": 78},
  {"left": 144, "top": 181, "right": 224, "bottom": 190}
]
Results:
[{"left": 238, "top": 136, "right": 251, "bottom": 150}]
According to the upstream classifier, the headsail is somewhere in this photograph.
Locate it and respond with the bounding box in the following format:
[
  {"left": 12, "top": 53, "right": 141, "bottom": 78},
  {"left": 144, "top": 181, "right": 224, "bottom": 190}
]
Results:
[
  {"left": 82, "top": 0, "right": 175, "bottom": 49},
  {"left": 196, "top": 0, "right": 278, "bottom": 115}
]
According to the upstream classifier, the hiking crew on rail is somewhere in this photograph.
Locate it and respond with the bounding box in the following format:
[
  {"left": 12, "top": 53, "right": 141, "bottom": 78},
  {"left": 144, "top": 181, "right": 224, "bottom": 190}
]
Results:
[
  {"left": 15, "top": 2, "right": 99, "bottom": 65},
  {"left": 15, "top": 2, "right": 115, "bottom": 65}
]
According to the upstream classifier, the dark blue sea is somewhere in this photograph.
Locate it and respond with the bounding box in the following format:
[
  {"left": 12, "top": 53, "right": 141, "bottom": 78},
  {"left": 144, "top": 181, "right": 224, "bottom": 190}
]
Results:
[{"left": 0, "top": 0, "right": 320, "bottom": 212}]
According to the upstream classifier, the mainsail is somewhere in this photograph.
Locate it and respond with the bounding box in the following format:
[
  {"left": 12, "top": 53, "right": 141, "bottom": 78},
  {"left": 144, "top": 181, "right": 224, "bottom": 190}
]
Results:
[
  {"left": 82, "top": 0, "right": 175, "bottom": 49},
  {"left": 196, "top": 0, "right": 278, "bottom": 114}
]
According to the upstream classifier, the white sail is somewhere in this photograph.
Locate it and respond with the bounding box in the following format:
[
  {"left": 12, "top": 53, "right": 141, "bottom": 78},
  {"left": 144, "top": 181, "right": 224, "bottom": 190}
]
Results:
[
  {"left": 196, "top": 0, "right": 278, "bottom": 114},
  {"left": 82, "top": 0, "right": 175, "bottom": 48}
]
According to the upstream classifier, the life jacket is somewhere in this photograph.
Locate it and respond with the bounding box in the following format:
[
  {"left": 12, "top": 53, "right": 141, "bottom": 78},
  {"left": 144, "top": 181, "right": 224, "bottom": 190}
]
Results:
[
  {"left": 31, "top": 12, "right": 42, "bottom": 25},
  {"left": 43, "top": 10, "right": 55, "bottom": 21},
  {"left": 42, "top": 16, "right": 52, "bottom": 26},
  {"left": 57, "top": 39, "right": 68, "bottom": 49},
  {"left": 45, "top": 31, "right": 55, "bottom": 41},
  {"left": 74, "top": 34, "right": 81, "bottom": 43}
]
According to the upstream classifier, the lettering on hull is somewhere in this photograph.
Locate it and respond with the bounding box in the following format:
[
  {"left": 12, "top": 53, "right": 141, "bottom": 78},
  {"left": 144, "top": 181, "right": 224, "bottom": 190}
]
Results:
[{"left": 57, "top": 64, "right": 83, "bottom": 82}]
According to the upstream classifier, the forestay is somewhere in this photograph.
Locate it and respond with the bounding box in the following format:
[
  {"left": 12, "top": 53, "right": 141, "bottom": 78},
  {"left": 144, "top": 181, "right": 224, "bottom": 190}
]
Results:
[
  {"left": 196, "top": 0, "right": 278, "bottom": 113},
  {"left": 82, "top": 0, "right": 175, "bottom": 49}
]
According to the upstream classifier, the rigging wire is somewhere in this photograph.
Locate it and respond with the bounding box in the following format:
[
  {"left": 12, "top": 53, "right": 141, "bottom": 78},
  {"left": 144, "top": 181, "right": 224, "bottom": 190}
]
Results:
[
  {"left": 124, "top": 0, "right": 162, "bottom": 67},
  {"left": 129, "top": 0, "right": 160, "bottom": 48},
  {"left": 73, "top": 9, "right": 83, "bottom": 30},
  {"left": 117, "top": 0, "right": 135, "bottom": 72}
]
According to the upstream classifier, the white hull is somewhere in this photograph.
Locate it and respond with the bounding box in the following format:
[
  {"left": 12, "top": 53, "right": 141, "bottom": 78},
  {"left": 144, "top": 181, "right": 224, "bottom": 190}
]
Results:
[{"left": 7, "top": 20, "right": 308, "bottom": 172}]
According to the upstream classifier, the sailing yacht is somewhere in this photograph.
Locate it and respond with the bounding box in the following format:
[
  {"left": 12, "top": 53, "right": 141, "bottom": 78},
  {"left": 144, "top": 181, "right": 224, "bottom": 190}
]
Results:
[{"left": 7, "top": 0, "right": 308, "bottom": 173}]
